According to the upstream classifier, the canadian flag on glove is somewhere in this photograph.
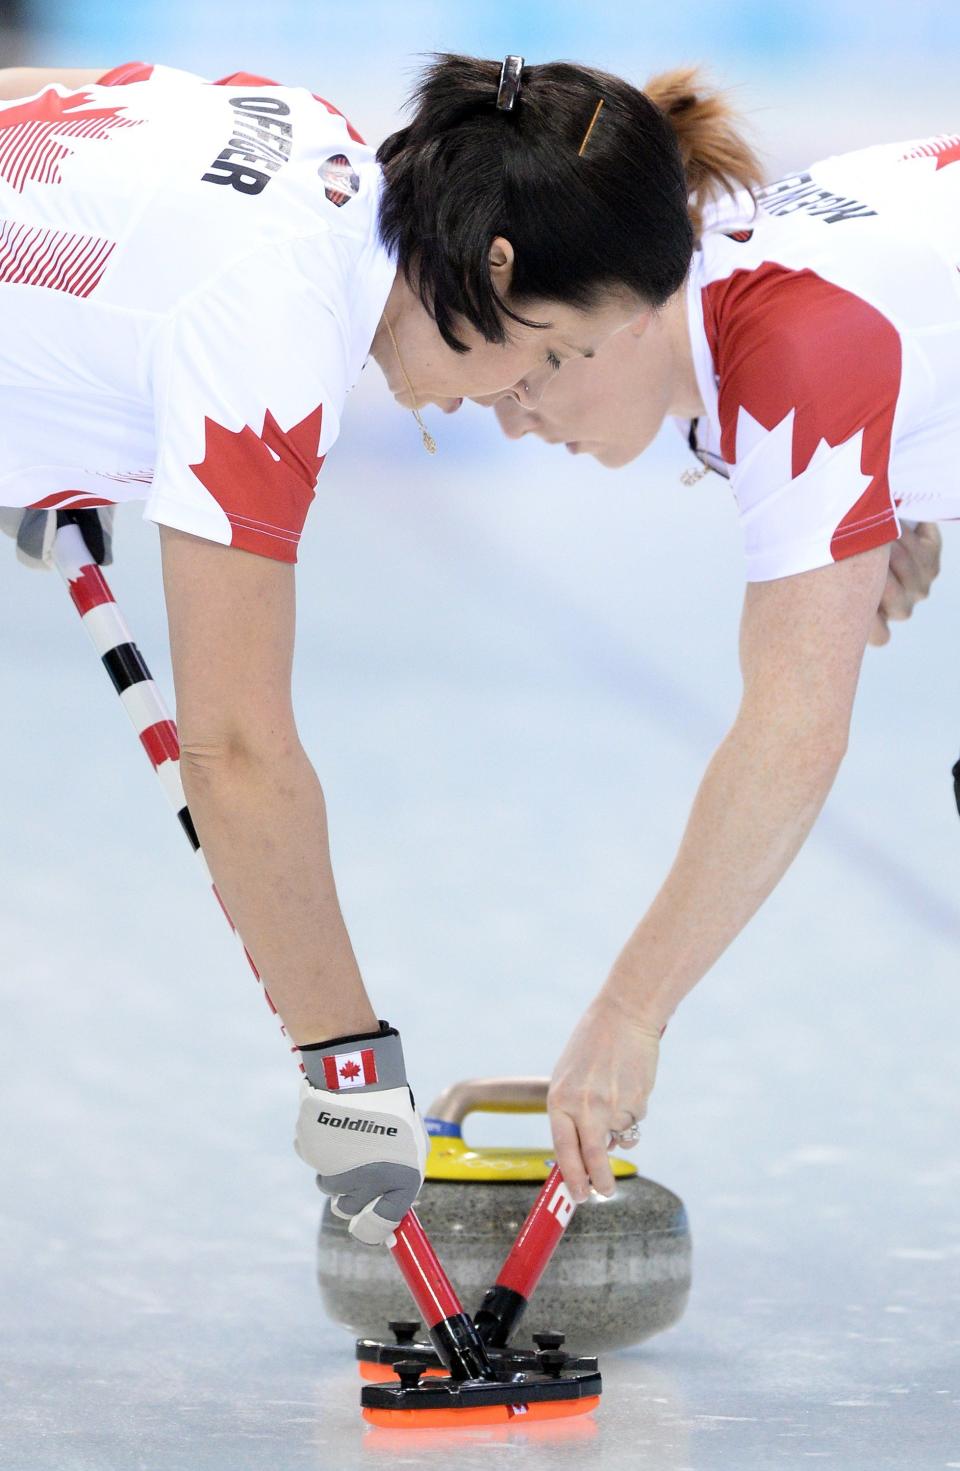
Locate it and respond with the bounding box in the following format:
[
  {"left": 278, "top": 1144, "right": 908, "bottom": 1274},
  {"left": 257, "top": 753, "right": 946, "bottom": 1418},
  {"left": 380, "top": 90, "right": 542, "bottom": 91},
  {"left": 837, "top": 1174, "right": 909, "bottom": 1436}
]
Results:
[{"left": 320, "top": 1047, "right": 379, "bottom": 1090}]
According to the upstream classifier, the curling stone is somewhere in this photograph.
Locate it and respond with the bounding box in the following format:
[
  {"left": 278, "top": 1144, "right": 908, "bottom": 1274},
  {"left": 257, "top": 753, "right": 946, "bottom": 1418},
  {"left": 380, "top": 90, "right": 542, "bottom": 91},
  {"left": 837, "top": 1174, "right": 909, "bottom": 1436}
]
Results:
[{"left": 316, "top": 1077, "right": 692, "bottom": 1354}]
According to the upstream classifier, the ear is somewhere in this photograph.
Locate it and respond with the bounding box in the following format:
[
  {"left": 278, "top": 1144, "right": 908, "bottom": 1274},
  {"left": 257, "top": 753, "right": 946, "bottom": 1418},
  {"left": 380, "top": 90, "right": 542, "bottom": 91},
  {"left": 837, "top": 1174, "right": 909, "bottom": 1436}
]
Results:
[
  {"left": 489, "top": 236, "right": 515, "bottom": 291},
  {"left": 627, "top": 310, "right": 654, "bottom": 338}
]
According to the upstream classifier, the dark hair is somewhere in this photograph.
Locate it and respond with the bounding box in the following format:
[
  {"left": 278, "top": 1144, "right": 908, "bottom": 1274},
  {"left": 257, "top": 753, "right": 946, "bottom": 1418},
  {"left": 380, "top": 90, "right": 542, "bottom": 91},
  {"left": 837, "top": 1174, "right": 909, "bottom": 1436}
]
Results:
[{"left": 377, "top": 54, "right": 693, "bottom": 352}]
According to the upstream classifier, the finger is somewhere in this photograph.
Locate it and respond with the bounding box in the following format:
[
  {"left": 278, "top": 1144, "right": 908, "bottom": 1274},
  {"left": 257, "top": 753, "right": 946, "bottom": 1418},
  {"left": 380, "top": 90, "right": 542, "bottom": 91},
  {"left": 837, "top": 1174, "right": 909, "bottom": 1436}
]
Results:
[
  {"left": 913, "top": 522, "right": 942, "bottom": 582},
  {"left": 329, "top": 1194, "right": 352, "bottom": 1221},
  {"left": 550, "top": 1109, "right": 590, "bottom": 1204},
  {"left": 879, "top": 563, "right": 913, "bottom": 622},
  {"left": 914, "top": 520, "right": 942, "bottom": 551},
  {"left": 889, "top": 528, "right": 937, "bottom": 605},
  {"left": 348, "top": 1198, "right": 398, "bottom": 1246},
  {"left": 580, "top": 1117, "right": 617, "bottom": 1198},
  {"left": 868, "top": 611, "right": 890, "bottom": 647}
]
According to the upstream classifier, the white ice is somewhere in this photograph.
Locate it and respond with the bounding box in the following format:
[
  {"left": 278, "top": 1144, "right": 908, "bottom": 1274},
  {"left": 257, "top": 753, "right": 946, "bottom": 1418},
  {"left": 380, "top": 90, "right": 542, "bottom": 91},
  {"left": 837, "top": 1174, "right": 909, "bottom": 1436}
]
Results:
[{"left": 2, "top": 387, "right": 958, "bottom": 1470}]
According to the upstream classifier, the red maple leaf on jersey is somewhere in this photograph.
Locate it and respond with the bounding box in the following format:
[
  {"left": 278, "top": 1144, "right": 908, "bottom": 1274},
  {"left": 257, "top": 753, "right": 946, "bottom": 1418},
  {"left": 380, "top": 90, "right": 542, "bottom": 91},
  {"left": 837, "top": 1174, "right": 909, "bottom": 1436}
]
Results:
[
  {"left": 0, "top": 87, "right": 141, "bottom": 194},
  {"left": 189, "top": 405, "right": 325, "bottom": 563},
  {"left": 339, "top": 1060, "right": 362, "bottom": 1081}
]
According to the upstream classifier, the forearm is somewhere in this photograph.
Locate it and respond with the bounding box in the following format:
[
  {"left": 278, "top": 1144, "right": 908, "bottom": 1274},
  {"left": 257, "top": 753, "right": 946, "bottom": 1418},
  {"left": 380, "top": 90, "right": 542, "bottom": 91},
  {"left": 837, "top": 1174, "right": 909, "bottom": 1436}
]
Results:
[
  {"left": 604, "top": 716, "right": 844, "bottom": 1028},
  {"left": 181, "top": 744, "right": 377, "bottom": 1045}
]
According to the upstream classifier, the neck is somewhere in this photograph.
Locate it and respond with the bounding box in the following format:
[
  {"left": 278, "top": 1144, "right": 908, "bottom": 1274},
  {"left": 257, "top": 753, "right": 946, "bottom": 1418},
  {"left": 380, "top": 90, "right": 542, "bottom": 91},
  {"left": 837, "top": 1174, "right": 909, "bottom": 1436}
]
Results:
[
  {"left": 661, "top": 287, "right": 705, "bottom": 420},
  {"left": 369, "top": 272, "right": 410, "bottom": 377}
]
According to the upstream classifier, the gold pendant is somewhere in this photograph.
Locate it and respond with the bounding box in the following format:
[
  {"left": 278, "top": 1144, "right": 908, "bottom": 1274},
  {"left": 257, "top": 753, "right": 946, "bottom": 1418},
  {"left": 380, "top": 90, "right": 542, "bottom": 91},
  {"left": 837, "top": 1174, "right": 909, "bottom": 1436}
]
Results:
[
  {"left": 680, "top": 464, "right": 710, "bottom": 486},
  {"left": 414, "top": 409, "right": 437, "bottom": 455}
]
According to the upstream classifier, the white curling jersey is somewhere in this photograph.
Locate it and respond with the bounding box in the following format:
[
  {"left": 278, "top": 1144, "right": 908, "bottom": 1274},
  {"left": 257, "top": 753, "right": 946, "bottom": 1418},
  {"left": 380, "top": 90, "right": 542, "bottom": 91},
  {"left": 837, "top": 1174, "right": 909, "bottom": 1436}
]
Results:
[
  {"left": 0, "top": 62, "right": 395, "bottom": 562},
  {"left": 680, "top": 136, "right": 960, "bottom": 580}
]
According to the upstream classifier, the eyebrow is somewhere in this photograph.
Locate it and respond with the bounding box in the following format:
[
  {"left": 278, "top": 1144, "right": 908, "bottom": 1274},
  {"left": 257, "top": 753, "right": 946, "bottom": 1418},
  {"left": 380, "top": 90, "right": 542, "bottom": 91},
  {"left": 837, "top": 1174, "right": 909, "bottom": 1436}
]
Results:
[{"left": 561, "top": 341, "right": 595, "bottom": 359}]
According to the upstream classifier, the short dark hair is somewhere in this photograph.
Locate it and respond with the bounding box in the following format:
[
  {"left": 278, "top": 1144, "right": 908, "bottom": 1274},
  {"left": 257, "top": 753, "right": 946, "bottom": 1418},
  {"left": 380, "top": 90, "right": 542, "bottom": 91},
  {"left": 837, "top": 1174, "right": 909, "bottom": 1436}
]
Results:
[{"left": 377, "top": 54, "right": 693, "bottom": 352}]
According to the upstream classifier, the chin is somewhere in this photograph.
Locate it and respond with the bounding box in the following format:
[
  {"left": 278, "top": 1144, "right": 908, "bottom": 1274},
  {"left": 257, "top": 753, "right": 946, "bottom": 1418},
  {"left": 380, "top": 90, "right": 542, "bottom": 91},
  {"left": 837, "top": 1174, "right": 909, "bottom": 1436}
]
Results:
[{"left": 596, "top": 446, "right": 637, "bottom": 469}]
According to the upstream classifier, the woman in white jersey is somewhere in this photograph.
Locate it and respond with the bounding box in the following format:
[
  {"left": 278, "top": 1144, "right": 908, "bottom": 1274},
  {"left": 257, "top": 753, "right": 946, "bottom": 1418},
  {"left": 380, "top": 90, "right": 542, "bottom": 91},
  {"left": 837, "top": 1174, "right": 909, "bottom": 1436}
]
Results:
[
  {"left": 490, "top": 69, "right": 955, "bottom": 1198},
  {"left": 0, "top": 56, "right": 699, "bottom": 1242}
]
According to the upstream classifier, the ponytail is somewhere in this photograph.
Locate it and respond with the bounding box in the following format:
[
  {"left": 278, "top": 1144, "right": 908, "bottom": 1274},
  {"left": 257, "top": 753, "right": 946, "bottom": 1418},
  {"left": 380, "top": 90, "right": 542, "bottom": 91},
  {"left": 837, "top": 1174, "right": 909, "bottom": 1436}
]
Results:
[{"left": 644, "top": 67, "right": 765, "bottom": 239}]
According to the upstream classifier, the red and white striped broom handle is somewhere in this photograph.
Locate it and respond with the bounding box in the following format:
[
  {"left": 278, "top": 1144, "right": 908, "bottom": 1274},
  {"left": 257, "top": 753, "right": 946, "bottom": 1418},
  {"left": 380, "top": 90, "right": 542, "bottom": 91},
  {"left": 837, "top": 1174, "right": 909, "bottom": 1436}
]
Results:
[
  {"left": 50, "top": 521, "right": 486, "bottom": 1349},
  {"left": 49, "top": 522, "right": 589, "bottom": 1348},
  {"left": 50, "top": 521, "right": 292, "bottom": 1046}
]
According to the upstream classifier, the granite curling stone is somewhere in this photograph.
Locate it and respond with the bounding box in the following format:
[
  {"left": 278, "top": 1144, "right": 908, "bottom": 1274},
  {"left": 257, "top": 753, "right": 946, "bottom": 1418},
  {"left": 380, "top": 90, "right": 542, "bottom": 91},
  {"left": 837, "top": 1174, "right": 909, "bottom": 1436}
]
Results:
[{"left": 316, "top": 1077, "right": 692, "bottom": 1354}]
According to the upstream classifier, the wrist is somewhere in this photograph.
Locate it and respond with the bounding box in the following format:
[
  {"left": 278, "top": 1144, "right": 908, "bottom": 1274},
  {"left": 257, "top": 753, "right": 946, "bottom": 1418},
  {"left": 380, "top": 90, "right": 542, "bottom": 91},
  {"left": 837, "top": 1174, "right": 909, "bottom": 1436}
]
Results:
[
  {"left": 594, "top": 980, "right": 670, "bottom": 1038},
  {"left": 298, "top": 1019, "right": 408, "bottom": 1093}
]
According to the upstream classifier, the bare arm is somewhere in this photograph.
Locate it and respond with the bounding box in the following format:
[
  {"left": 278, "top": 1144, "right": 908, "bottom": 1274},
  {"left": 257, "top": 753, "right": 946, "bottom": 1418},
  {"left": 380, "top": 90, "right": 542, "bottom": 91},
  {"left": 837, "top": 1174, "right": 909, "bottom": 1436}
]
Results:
[
  {"left": 159, "top": 525, "right": 377, "bottom": 1046},
  {"left": 0, "top": 68, "right": 107, "bottom": 101},
  {"left": 549, "top": 543, "right": 891, "bottom": 1199},
  {"left": 604, "top": 542, "right": 891, "bottom": 1024}
]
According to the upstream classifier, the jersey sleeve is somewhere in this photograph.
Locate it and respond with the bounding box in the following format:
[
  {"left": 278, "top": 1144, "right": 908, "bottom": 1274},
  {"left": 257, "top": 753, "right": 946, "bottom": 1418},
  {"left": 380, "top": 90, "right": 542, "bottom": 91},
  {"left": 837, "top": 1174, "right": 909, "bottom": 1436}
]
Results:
[
  {"left": 702, "top": 262, "right": 903, "bottom": 581},
  {"left": 146, "top": 239, "right": 345, "bottom": 563},
  {"left": 98, "top": 62, "right": 157, "bottom": 87}
]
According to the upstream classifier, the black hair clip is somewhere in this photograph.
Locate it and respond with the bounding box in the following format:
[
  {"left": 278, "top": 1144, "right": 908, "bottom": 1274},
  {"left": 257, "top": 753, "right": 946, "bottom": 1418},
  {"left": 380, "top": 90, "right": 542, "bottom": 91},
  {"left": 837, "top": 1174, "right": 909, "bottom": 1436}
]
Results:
[{"left": 496, "top": 55, "right": 524, "bottom": 111}]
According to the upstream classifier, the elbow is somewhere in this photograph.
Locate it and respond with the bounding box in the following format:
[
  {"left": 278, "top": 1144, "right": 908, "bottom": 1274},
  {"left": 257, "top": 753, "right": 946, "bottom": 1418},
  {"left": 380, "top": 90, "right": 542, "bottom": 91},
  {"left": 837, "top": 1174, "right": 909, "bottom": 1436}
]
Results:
[{"left": 177, "top": 725, "right": 306, "bottom": 793}]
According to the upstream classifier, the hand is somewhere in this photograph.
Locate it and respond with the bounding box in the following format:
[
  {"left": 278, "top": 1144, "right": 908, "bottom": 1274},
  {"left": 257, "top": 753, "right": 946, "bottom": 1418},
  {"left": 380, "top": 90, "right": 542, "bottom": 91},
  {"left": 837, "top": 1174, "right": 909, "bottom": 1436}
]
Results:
[
  {"left": 868, "top": 521, "right": 941, "bottom": 646},
  {"left": 294, "top": 1021, "right": 427, "bottom": 1246},
  {"left": 547, "top": 993, "right": 663, "bottom": 1203},
  {"left": 0, "top": 505, "right": 115, "bottom": 570}
]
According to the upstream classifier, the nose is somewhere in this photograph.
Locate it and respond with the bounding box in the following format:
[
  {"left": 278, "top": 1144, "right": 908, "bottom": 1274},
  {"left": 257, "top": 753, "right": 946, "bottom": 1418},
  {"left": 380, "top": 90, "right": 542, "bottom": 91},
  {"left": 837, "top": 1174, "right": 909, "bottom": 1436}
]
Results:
[
  {"left": 513, "top": 370, "right": 550, "bottom": 408},
  {"left": 494, "top": 397, "right": 536, "bottom": 440}
]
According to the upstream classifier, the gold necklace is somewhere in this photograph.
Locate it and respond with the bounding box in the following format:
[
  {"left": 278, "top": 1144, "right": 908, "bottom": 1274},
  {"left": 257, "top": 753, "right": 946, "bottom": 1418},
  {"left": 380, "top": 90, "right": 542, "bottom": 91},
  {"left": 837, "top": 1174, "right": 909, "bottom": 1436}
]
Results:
[{"left": 383, "top": 316, "right": 437, "bottom": 455}]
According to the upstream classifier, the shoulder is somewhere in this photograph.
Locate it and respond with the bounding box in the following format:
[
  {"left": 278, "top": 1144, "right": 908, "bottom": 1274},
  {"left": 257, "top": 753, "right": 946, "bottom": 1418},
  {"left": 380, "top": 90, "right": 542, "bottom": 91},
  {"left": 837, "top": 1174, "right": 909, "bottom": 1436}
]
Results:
[
  {"left": 701, "top": 259, "right": 903, "bottom": 471},
  {"left": 692, "top": 250, "right": 908, "bottom": 578}
]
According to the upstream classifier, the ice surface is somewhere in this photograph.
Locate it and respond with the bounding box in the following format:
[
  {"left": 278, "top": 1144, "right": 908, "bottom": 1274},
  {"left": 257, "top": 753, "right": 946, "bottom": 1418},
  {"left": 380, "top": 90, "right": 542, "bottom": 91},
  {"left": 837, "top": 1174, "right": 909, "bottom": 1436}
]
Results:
[
  {"left": 3, "top": 19, "right": 960, "bottom": 1457},
  {"left": 2, "top": 386, "right": 958, "bottom": 1469}
]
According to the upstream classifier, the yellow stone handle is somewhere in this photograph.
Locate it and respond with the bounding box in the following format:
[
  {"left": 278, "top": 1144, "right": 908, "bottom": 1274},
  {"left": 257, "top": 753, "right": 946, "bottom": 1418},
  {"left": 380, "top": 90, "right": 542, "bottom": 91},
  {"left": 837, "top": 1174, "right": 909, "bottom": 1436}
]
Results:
[{"left": 426, "top": 1077, "right": 549, "bottom": 1126}]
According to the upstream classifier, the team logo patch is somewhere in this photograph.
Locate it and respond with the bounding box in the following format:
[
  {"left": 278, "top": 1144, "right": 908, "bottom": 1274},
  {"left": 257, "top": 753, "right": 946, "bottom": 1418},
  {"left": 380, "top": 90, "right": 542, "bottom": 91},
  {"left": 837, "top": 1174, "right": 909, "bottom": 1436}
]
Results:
[
  {"left": 320, "top": 153, "right": 359, "bottom": 207},
  {"left": 321, "top": 1047, "right": 378, "bottom": 1090}
]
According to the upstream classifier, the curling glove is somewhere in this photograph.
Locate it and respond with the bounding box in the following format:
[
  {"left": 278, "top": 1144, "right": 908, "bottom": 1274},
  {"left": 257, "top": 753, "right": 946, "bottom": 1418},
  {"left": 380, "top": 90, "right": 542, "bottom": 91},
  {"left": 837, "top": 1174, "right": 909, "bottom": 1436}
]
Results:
[
  {"left": 0, "top": 506, "right": 115, "bottom": 570},
  {"left": 294, "top": 1021, "right": 428, "bottom": 1246}
]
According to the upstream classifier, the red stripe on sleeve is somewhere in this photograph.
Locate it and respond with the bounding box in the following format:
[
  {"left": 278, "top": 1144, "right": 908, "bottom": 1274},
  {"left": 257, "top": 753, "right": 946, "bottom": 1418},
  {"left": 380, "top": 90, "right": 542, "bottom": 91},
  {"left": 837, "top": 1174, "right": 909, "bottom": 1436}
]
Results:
[
  {"left": 189, "top": 404, "right": 323, "bottom": 566},
  {"left": 27, "top": 490, "right": 114, "bottom": 509},
  {"left": 322, "top": 1055, "right": 340, "bottom": 1090}
]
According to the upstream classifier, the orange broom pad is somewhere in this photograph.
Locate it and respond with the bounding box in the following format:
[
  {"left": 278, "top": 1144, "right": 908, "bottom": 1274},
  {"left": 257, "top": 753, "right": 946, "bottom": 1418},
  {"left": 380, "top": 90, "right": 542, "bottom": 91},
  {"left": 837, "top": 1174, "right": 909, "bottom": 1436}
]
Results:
[{"left": 362, "top": 1394, "right": 600, "bottom": 1429}]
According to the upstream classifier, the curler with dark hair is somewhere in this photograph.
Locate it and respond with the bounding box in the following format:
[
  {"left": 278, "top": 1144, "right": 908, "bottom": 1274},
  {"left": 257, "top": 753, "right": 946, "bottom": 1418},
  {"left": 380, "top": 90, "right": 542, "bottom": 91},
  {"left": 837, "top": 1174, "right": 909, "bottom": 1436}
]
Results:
[{"left": 376, "top": 53, "right": 693, "bottom": 352}]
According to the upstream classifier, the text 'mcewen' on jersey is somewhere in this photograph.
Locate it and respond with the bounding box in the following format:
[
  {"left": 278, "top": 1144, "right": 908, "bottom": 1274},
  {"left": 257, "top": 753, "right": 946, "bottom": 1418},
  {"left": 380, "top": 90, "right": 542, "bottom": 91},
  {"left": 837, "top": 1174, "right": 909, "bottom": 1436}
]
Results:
[
  {"left": 678, "top": 135, "right": 960, "bottom": 581},
  {"left": 0, "top": 62, "right": 396, "bottom": 562}
]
